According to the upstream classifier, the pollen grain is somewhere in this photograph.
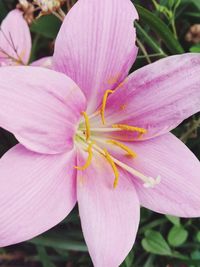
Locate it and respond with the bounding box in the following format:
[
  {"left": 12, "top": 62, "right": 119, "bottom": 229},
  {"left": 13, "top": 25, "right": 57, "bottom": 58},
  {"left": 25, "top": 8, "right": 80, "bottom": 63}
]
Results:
[{"left": 112, "top": 124, "right": 147, "bottom": 134}]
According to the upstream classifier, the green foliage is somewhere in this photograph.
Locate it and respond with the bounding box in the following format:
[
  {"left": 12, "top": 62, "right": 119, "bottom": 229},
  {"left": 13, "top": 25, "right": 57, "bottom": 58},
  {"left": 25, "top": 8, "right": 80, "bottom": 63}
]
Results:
[
  {"left": 142, "top": 230, "right": 172, "bottom": 256},
  {"left": 37, "top": 246, "right": 57, "bottom": 267},
  {"left": 30, "top": 15, "right": 61, "bottom": 39},
  {"left": 30, "top": 234, "right": 88, "bottom": 252},
  {"left": 168, "top": 226, "right": 188, "bottom": 247},
  {"left": 190, "top": 44, "right": 200, "bottom": 52},
  {"left": 165, "top": 215, "right": 181, "bottom": 226},
  {"left": 135, "top": 4, "right": 184, "bottom": 54}
]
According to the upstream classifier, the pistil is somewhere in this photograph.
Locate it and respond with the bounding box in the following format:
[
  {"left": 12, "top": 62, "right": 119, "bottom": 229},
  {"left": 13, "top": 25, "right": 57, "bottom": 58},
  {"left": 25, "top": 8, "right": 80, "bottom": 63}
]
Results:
[{"left": 92, "top": 142, "right": 161, "bottom": 189}]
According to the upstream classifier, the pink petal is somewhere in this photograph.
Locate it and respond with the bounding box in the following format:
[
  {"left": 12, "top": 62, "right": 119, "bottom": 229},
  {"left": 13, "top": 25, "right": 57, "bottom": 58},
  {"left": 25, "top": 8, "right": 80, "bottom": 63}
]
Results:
[
  {"left": 77, "top": 150, "right": 140, "bottom": 267},
  {"left": 111, "top": 133, "right": 200, "bottom": 217},
  {"left": 31, "top": 56, "right": 53, "bottom": 69},
  {"left": 53, "top": 0, "right": 138, "bottom": 113},
  {"left": 0, "top": 10, "right": 31, "bottom": 66},
  {"left": 0, "top": 66, "right": 86, "bottom": 154},
  {"left": 101, "top": 54, "right": 200, "bottom": 140},
  {"left": 0, "top": 144, "right": 77, "bottom": 246}
]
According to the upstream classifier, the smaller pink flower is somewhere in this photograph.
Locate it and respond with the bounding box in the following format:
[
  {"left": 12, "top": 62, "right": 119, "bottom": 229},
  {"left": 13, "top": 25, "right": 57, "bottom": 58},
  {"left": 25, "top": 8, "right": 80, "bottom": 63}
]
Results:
[{"left": 0, "top": 9, "right": 52, "bottom": 68}]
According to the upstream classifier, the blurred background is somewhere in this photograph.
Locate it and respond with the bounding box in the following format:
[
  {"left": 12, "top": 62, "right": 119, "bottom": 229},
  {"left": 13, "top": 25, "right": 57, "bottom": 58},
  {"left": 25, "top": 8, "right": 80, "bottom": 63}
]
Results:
[{"left": 0, "top": 0, "right": 199, "bottom": 266}]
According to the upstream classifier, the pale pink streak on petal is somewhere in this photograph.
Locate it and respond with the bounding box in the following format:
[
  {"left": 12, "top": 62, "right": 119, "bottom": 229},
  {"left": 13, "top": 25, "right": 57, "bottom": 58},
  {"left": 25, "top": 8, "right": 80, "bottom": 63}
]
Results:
[
  {"left": 0, "top": 10, "right": 31, "bottom": 65},
  {"left": 109, "top": 133, "right": 200, "bottom": 217},
  {"left": 96, "top": 54, "right": 200, "bottom": 140},
  {"left": 77, "top": 150, "right": 140, "bottom": 267},
  {"left": 0, "top": 66, "right": 86, "bottom": 154},
  {"left": 31, "top": 56, "right": 53, "bottom": 69},
  {"left": 53, "top": 0, "right": 138, "bottom": 113},
  {"left": 0, "top": 144, "right": 77, "bottom": 246}
]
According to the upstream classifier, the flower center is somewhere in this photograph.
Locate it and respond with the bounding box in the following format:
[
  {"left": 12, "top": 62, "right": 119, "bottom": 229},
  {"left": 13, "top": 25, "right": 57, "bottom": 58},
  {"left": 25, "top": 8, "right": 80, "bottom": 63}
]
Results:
[{"left": 75, "top": 90, "right": 161, "bottom": 189}]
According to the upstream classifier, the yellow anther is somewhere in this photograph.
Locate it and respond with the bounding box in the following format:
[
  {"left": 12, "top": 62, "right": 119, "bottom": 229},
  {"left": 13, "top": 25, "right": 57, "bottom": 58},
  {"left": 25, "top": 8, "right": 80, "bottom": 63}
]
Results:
[
  {"left": 104, "top": 149, "right": 119, "bottom": 188},
  {"left": 101, "top": 90, "right": 114, "bottom": 125},
  {"left": 81, "top": 111, "right": 91, "bottom": 141},
  {"left": 75, "top": 142, "right": 94, "bottom": 171},
  {"left": 107, "top": 140, "right": 137, "bottom": 158},
  {"left": 112, "top": 124, "right": 147, "bottom": 134}
]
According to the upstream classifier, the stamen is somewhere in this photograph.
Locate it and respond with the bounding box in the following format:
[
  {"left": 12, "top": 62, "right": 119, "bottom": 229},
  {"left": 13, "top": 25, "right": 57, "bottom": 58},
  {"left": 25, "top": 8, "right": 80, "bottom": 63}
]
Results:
[
  {"left": 101, "top": 90, "right": 114, "bottom": 125},
  {"left": 112, "top": 124, "right": 147, "bottom": 134},
  {"left": 75, "top": 127, "right": 159, "bottom": 189},
  {"left": 93, "top": 143, "right": 160, "bottom": 189},
  {"left": 104, "top": 149, "right": 119, "bottom": 188},
  {"left": 107, "top": 140, "right": 137, "bottom": 158},
  {"left": 75, "top": 142, "right": 94, "bottom": 170},
  {"left": 81, "top": 111, "right": 91, "bottom": 141}
]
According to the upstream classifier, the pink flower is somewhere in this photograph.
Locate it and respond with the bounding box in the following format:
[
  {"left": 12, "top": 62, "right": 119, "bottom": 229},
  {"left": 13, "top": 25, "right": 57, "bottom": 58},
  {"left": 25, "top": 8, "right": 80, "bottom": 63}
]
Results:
[
  {"left": 0, "top": 0, "right": 200, "bottom": 266},
  {"left": 0, "top": 9, "right": 52, "bottom": 68}
]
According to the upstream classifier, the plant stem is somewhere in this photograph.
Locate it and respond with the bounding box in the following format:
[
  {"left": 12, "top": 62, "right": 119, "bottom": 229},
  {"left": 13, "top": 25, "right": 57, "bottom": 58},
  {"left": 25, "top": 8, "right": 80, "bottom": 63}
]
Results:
[
  {"left": 136, "top": 38, "right": 151, "bottom": 64},
  {"left": 135, "top": 22, "right": 167, "bottom": 57},
  {"left": 171, "top": 18, "right": 178, "bottom": 39}
]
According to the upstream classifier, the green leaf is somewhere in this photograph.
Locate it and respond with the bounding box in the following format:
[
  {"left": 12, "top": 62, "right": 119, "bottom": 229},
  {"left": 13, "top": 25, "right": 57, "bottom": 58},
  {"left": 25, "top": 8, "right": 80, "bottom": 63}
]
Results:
[
  {"left": 31, "top": 15, "right": 61, "bottom": 39},
  {"left": 135, "top": 21, "right": 167, "bottom": 56},
  {"left": 37, "top": 245, "right": 56, "bottom": 267},
  {"left": 122, "top": 250, "right": 134, "bottom": 267},
  {"left": 160, "top": 0, "right": 168, "bottom": 5},
  {"left": 168, "top": 226, "right": 188, "bottom": 247},
  {"left": 142, "top": 230, "right": 172, "bottom": 256},
  {"left": 135, "top": 4, "right": 184, "bottom": 54},
  {"left": 165, "top": 215, "right": 180, "bottom": 226},
  {"left": 29, "top": 233, "right": 87, "bottom": 252},
  {"left": 168, "top": 0, "right": 175, "bottom": 9},
  {"left": 191, "top": 250, "right": 200, "bottom": 260},
  {"left": 143, "top": 255, "right": 155, "bottom": 267},
  {"left": 139, "top": 218, "right": 167, "bottom": 234},
  {"left": 174, "top": 0, "right": 181, "bottom": 11},
  {"left": 190, "top": 44, "right": 200, "bottom": 53},
  {"left": 171, "top": 251, "right": 189, "bottom": 260},
  {"left": 196, "top": 231, "right": 200, "bottom": 242},
  {"left": 191, "top": 0, "right": 200, "bottom": 10},
  {"left": 185, "top": 11, "right": 200, "bottom": 18}
]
